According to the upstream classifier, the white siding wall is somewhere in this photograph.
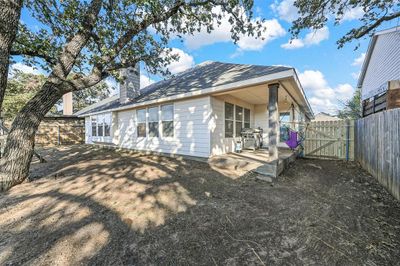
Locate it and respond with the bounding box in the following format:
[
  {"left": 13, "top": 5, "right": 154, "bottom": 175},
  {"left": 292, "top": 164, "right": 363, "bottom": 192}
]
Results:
[
  {"left": 362, "top": 30, "right": 400, "bottom": 100},
  {"left": 114, "top": 96, "right": 212, "bottom": 157},
  {"left": 210, "top": 95, "right": 255, "bottom": 155},
  {"left": 84, "top": 117, "right": 92, "bottom": 144},
  {"left": 254, "top": 104, "right": 269, "bottom": 145}
]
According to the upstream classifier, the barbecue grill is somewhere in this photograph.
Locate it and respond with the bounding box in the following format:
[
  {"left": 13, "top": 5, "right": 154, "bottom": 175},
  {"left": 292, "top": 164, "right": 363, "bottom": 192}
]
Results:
[{"left": 240, "top": 128, "right": 263, "bottom": 151}]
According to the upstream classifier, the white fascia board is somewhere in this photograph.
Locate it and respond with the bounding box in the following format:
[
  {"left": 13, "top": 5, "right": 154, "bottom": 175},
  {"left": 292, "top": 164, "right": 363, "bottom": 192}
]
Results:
[
  {"left": 357, "top": 36, "right": 377, "bottom": 89},
  {"left": 374, "top": 26, "right": 400, "bottom": 36},
  {"left": 78, "top": 69, "right": 294, "bottom": 117}
]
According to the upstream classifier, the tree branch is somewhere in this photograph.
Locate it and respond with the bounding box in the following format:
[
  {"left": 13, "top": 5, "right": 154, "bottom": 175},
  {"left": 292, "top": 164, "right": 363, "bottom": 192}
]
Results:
[
  {"left": 49, "top": 0, "right": 103, "bottom": 82},
  {"left": 354, "top": 11, "right": 400, "bottom": 39},
  {"left": 10, "top": 49, "right": 56, "bottom": 65}
]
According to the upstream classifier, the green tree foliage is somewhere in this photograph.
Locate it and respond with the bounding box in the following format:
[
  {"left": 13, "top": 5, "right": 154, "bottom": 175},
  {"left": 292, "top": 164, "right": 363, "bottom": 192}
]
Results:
[
  {"left": 3, "top": 71, "right": 46, "bottom": 119},
  {"left": 338, "top": 87, "right": 362, "bottom": 119},
  {"left": 12, "top": 0, "right": 266, "bottom": 84},
  {"left": 1, "top": 0, "right": 269, "bottom": 191},
  {"left": 291, "top": 0, "right": 400, "bottom": 48},
  {"left": 72, "top": 82, "right": 112, "bottom": 113},
  {"left": 3, "top": 71, "right": 111, "bottom": 119}
]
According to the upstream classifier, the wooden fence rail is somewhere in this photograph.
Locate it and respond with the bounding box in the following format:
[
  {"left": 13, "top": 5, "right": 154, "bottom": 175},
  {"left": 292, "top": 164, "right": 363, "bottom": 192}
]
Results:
[
  {"left": 303, "top": 120, "right": 355, "bottom": 161},
  {"left": 355, "top": 109, "right": 400, "bottom": 200}
]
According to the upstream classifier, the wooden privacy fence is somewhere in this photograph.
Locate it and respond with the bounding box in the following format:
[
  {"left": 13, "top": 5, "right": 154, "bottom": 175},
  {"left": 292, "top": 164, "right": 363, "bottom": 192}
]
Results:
[
  {"left": 35, "top": 118, "right": 85, "bottom": 145},
  {"left": 3, "top": 116, "right": 85, "bottom": 146},
  {"left": 303, "top": 120, "right": 355, "bottom": 161},
  {"left": 355, "top": 109, "right": 400, "bottom": 200}
]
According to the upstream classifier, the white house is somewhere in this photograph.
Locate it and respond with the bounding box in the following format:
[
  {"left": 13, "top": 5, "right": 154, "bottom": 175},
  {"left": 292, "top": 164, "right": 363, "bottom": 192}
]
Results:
[
  {"left": 358, "top": 26, "right": 400, "bottom": 115},
  {"left": 312, "top": 112, "right": 341, "bottom": 122},
  {"left": 77, "top": 61, "right": 313, "bottom": 158}
]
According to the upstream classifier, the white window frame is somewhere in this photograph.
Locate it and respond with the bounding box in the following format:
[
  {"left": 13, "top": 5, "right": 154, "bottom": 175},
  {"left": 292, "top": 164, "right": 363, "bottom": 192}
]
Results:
[
  {"left": 161, "top": 104, "right": 174, "bottom": 138},
  {"left": 90, "top": 113, "right": 112, "bottom": 142},
  {"left": 224, "top": 102, "right": 234, "bottom": 138},
  {"left": 224, "top": 102, "right": 251, "bottom": 138},
  {"left": 136, "top": 108, "right": 147, "bottom": 138},
  {"left": 147, "top": 106, "right": 160, "bottom": 138}
]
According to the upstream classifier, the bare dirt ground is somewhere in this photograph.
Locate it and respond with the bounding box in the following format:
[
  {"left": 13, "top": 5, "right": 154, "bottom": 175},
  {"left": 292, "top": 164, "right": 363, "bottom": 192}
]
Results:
[{"left": 1, "top": 145, "right": 399, "bottom": 265}]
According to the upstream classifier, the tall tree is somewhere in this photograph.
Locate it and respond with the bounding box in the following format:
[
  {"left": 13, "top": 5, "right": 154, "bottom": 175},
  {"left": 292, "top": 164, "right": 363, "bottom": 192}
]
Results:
[
  {"left": 338, "top": 88, "right": 362, "bottom": 119},
  {"left": 291, "top": 0, "right": 400, "bottom": 48},
  {"left": 0, "top": 0, "right": 23, "bottom": 113},
  {"left": 3, "top": 71, "right": 111, "bottom": 119},
  {"left": 0, "top": 0, "right": 267, "bottom": 191}
]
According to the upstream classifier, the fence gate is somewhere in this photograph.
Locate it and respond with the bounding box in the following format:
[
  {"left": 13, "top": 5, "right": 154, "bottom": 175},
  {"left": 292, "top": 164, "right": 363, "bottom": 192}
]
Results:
[{"left": 303, "top": 120, "right": 355, "bottom": 160}]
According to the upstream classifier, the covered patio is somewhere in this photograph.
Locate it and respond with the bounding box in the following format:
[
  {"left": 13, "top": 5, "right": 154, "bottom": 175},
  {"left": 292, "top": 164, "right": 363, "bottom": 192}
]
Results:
[{"left": 209, "top": 74, "right": 313, "bottom": 177}]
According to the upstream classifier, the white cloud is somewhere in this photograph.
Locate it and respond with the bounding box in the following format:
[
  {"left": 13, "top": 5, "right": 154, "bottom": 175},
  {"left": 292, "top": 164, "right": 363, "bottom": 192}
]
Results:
[
  {"left": 281, "top": 38, "right": 304, "bottom": 49},
  {"left": 352, "top": 53, "right": 365, "bottom": 66},
  {"left": 183, "top": 17, "right": 231, "bottom": 50},
  {"left": 9, "top": 62, "right": 43, "bottom": 77},
  {"left": 183, "top": 7, "right": 285, "bottom": 52},
  {"left": 270, "top": 0, "right": 298, "bottom": 23},
  {"left": 341, "top": 6, "right": 364, "bottom": 22},
  {"left": 351, "top": 71, "right": 360, "bottom": 80},
  {"left": 335, "top": 83, "right": 354, "bottom": 99},
  {"left": 303, "top": 27, "right": 330, "bottom": 45},
  {"left": 299, "top": 69, "right": 354, "bottom": 113},
  {"left": 236, "top": 19, "right": 286, "bottom": 51},
  {"left": 165, "top": 48, "right": 195, "bottom": 74},
  {"left": 140, "top": 74, "right": 155, "bottom": 89},
  {"left": 281, "top": 27, "right": 329, "bottom": 49}
]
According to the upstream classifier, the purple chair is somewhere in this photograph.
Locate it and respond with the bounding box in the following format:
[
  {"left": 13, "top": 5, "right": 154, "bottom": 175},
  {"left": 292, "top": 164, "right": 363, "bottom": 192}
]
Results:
[{"left": 285, "top": 131, "right": 301, "bottom": 150}]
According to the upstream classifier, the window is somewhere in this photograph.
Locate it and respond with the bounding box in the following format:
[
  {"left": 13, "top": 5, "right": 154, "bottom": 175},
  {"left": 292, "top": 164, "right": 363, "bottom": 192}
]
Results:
[
  {"left": 225, "top": 103, "right": 251, "bottom": 137},
  {"left": 148, "top": 107, "right": 159, "bottom": 137},
  {"left": 225, "top": 102, "right": 234, "bottom": 137},
  {"left": 137, "top": 109, "right": 146, "bottom": 137},
  {"left": 235, "top": 106, "right": 243, "bottom": 137},
  {"left": 280, "top": 112, "right": 290, "bottom": 125},
  {"left": 97, "top": 115, "right": 104, "bottom": 136},
  {"left": 91, "top": 113, "right": 112, "bottom": 138},
  {"left": 161, "top": 104, "right": 174, "bottom": 137},
  {"left": 91, "top": 117, "right": 97, "bottom": 136},
  {"left": 244, "top": 108, "right": 250, "bottom": 128},
  {"left": 104, "top": 113, "right": 111, "bottom": 137}
]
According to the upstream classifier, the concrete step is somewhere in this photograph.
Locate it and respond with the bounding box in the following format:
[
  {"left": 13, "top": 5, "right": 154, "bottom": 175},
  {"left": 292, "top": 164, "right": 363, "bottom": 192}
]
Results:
[{"left": 254, "top": 150, "right": 298, "bottom": 178}]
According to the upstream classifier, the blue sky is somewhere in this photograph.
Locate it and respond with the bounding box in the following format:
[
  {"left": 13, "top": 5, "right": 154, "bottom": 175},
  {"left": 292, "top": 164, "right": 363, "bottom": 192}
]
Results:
[{"left": 13, "top": 0, "right": 400, "bottom": 114}]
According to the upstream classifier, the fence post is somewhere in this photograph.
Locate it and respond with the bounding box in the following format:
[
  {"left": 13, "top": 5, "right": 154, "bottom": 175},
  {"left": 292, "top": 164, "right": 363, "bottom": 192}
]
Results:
[{"left": 345, "top": 119, "right": 350, "bottom": 161}]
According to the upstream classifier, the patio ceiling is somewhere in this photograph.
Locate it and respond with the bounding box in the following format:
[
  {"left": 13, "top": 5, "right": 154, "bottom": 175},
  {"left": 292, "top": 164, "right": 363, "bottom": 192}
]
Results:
[{"left": 212, "top": 77, "right": 306, "bottom": 110}]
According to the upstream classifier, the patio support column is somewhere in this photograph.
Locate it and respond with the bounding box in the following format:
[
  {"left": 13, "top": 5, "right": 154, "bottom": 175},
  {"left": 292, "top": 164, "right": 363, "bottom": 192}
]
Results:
[{"left": 268, "top": 83, "right": 279, "bottom": 161}]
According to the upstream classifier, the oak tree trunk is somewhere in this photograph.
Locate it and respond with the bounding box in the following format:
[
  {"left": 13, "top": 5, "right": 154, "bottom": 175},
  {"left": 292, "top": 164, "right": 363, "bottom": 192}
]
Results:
[
  {"left": 0, "top": 0, "right": 23, "bottom": 112},
  {"left": 0, "top": 0, "right": 102, "bottom": 191},
  {"left": 0, "top": 82, "right": 64, "bottom": 190}
]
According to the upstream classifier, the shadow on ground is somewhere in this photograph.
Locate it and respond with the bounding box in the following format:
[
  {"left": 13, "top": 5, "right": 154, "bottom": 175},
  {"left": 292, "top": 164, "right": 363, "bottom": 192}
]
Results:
[{"left": 0, "top": 145, "right": 399, "bottom": 265}]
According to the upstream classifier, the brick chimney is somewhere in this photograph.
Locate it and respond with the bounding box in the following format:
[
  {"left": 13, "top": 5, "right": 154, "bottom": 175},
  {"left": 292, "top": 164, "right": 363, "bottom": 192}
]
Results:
[
  {"left": 62, "top": 92, "right": 73, "bottom": 115},
  {"left": 119, "top": 63, "right": 140, "bottom": 104}
]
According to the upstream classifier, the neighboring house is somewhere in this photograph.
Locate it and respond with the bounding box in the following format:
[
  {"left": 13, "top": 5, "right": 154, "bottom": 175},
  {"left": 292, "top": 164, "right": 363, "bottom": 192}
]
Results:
[
  {"left": 312, "top": 112, "right": 341, "bottom": 122},
  {"left": 358, "top": 26, "right": 400, "bottom": 116},
  {"left": 78, "top": 61, "right": 313, "bottom": 158}
]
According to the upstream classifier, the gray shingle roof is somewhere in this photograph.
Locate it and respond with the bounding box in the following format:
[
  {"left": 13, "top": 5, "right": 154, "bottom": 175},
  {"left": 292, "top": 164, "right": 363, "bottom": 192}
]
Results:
[{"left": 80, "top": 61, "right": 292, "bottom": 115}]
